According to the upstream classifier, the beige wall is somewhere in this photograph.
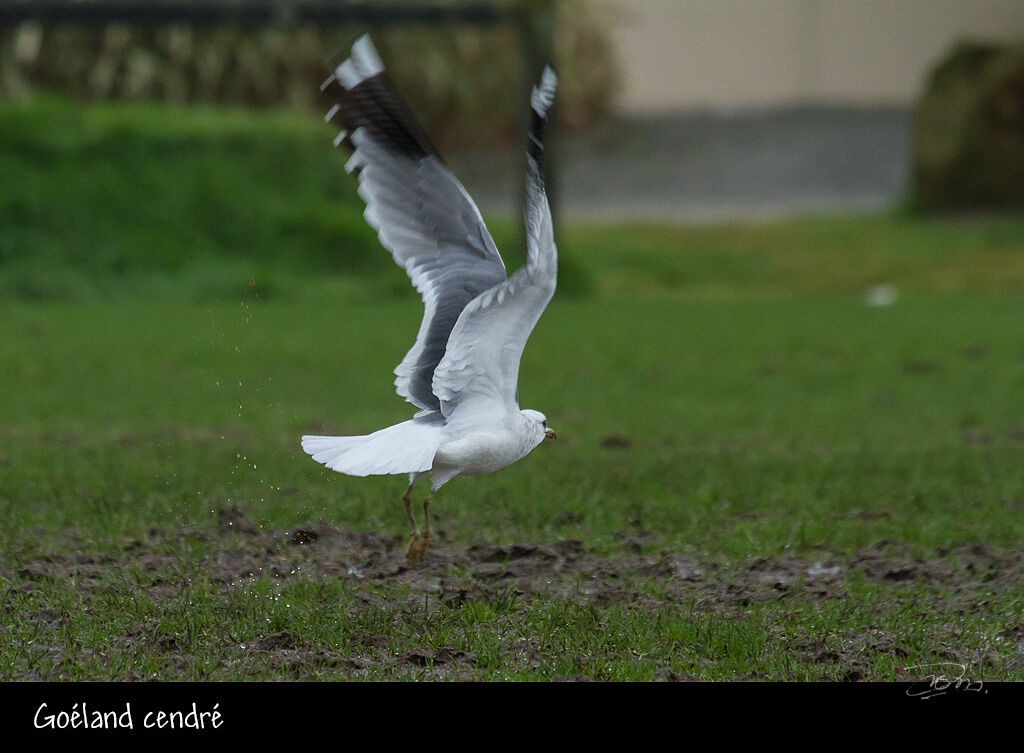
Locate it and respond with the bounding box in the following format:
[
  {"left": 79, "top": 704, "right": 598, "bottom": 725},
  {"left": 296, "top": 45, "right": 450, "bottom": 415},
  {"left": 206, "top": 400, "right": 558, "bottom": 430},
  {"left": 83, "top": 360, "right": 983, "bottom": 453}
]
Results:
[{"left": 607, "top": 0, "right": 1024, "bottom": 111}]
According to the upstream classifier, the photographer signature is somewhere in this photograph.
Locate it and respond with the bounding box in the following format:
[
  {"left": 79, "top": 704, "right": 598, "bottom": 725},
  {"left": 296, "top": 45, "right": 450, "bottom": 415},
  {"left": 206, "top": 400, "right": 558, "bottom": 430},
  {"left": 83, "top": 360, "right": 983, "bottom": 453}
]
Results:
[{"left": 905, "top": 662, "right": 986, "bottom": 699}]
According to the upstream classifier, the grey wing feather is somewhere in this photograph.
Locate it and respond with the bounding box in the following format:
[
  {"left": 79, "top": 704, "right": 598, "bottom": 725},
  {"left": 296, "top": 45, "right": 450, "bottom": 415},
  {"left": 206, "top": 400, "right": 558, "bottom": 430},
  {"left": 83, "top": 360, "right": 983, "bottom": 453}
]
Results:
[
  {"left": 322, "top": 35, "right": 507, "bottom": 412},
  {"left": 432, "top": 66, "right": 558, "bottom": 422}
]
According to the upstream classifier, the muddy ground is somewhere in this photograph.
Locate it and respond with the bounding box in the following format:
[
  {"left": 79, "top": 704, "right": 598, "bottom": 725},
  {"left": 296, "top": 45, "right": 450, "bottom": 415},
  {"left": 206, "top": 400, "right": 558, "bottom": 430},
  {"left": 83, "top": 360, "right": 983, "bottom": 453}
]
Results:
[{"left": 6, "top": 505, "right": 1023, "bottom": 681}]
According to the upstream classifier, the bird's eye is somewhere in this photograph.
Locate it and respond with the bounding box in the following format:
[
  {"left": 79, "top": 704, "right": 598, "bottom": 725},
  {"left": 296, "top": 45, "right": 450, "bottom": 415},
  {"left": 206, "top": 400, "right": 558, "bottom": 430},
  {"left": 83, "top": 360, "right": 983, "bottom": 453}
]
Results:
[{"left": 542, "top": 420, "right": 547, "bottom": 428}]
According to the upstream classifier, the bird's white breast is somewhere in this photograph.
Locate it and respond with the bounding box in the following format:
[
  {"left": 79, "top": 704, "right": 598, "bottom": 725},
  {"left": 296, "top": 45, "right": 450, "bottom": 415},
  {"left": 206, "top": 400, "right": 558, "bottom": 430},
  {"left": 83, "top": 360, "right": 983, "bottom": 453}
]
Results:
[{"left": 433, "top": 420, "right": 540, "bottom": 476}]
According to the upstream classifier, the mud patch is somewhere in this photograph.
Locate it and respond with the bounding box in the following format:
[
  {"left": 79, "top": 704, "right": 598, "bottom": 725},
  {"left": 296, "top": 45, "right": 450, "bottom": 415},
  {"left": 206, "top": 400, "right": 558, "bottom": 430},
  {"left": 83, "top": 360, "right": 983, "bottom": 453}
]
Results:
[
  {"left": 6, "top": 508, "right": 1024, "bottom": 680},
  {"left": 218, "top": 506, "right": 260, "bottom": 535},
  {"left": 9, "top": 512, "right": 1022, "bottom": 616},
  {"left": 400, "top": 647, "right": 475, "bottom": 667}
]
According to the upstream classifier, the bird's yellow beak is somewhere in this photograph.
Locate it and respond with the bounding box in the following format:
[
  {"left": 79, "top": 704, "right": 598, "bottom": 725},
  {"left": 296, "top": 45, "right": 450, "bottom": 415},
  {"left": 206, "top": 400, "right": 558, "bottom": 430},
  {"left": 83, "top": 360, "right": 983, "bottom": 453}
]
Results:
[{"left": 545, "top": 428, "right": 557, "bottom": 440}]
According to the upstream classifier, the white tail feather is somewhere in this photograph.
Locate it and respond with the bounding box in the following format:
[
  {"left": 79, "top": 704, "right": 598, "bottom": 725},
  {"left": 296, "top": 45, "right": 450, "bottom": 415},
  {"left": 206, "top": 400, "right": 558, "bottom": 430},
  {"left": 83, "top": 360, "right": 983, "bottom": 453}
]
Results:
[{"left": 301, "top": 418, "right": 441, "bottom": 477}]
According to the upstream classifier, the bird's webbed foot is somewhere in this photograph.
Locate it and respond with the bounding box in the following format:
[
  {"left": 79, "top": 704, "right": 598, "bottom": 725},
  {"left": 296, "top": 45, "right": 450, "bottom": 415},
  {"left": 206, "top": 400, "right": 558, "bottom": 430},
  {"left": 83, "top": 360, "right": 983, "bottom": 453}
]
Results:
[
  {"left": 406, "top": 530, "right": 431, "bottom": 565},
  {"left": 404, "top": 488, "right": 433, "bottom": 566}
]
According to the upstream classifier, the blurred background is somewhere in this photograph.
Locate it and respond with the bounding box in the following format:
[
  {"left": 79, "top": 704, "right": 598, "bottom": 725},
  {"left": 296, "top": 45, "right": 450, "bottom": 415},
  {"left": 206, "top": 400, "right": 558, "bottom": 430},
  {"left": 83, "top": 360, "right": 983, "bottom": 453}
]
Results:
[{"left": 3, "top": 0, "right": 1024, "bottom": 229}]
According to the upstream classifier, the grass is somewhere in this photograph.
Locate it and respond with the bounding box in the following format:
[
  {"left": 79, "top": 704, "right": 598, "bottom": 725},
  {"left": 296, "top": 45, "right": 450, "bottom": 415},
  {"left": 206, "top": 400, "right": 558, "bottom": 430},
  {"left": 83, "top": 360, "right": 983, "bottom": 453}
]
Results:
[{"left": 2, "top": 95, "right": 1024, "bottom": 681}]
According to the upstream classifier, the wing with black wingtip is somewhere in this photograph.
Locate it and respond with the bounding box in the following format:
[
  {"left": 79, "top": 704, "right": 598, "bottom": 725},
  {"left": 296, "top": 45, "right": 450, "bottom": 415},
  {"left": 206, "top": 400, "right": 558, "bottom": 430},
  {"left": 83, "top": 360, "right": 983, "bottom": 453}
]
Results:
[{"left": 321, "top": 34, "right": 508, "bottom": 413}]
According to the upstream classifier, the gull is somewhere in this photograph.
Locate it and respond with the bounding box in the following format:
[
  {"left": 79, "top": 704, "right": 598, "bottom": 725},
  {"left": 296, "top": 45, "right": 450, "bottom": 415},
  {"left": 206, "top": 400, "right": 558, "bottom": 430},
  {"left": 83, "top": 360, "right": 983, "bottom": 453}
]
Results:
[{"left": 302, "top": 35, "right": 558, "bottom": 564}]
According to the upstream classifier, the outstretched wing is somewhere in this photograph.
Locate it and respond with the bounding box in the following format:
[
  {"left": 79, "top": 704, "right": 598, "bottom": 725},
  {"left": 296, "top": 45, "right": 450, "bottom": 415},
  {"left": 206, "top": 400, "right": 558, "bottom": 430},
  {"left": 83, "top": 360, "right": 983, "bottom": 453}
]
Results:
[
  {"left": 321, "top": 34, "right": 508, "bottom": 413},
  {"left": 431, "top": 67, "right": 558, "bottom": 427}
]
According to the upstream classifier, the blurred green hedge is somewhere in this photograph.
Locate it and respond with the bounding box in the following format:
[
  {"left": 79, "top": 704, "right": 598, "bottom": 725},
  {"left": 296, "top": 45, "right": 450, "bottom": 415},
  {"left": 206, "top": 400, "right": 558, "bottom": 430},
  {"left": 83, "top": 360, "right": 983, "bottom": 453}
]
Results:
[
  {"left": 0, "top": 94, "right": 595, "bottom": 301},
  {"left": 913, "top": 41, "right": 1024, "bottom": 211},
  {"left": 0, "top": 1, "right": 618, "bottom": 150}
]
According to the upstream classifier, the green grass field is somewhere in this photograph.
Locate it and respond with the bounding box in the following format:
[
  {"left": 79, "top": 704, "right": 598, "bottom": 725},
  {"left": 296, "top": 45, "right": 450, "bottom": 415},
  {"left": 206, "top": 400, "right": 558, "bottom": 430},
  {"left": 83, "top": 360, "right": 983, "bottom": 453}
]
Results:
[{"left": 2, "top": 97, "right": 1024, "bottom": 681}]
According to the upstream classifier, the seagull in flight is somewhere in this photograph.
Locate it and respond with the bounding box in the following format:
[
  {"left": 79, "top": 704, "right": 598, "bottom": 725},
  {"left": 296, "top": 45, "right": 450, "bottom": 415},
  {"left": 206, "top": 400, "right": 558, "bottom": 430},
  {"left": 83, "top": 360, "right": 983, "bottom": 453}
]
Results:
[{"left": 302, "top": 35, "right": 558, "bottom": 564}]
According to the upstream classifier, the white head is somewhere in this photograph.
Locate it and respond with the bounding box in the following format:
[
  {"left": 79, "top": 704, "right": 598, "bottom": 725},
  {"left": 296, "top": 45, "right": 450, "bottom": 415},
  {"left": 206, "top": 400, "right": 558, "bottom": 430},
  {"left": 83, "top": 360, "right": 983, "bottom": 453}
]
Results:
[{"left": 520, "top": 409, "right": 556, "bottom": 446}]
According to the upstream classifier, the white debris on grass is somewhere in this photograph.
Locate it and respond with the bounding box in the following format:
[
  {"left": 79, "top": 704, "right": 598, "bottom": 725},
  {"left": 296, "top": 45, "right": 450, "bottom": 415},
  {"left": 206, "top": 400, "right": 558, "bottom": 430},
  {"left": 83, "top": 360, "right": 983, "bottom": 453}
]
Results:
[{"left": 864, "top": 283, "right": 898, "bottom": 307}]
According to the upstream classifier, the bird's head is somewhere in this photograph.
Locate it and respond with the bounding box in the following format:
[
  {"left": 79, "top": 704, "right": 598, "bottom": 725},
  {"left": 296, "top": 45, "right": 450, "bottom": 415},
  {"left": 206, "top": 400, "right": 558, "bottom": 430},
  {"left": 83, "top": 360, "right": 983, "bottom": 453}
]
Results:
[{"left": 521, "top": 409, "right": 556, "bottom": 444}]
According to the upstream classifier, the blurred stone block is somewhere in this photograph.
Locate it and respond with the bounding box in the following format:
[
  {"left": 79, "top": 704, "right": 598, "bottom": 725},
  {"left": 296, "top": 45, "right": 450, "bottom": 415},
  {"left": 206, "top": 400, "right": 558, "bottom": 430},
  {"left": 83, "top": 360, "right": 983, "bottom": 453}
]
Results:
[{"left": 913, "top": 42, "right": 1024, "bottom": 210}]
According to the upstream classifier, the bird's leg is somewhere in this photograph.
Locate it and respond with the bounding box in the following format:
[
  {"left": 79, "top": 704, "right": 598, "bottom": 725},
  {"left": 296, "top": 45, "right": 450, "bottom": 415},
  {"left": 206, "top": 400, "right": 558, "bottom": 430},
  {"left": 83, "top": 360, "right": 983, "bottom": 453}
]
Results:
[
  {"left": 407, "top": 494, "right": 433, "bottom": 565},
  {"left": 405, "top": 482, "right": 431, "bottom": 566},
  {"left": 403, "top": 484, "right": 419, "bottom": 534}
]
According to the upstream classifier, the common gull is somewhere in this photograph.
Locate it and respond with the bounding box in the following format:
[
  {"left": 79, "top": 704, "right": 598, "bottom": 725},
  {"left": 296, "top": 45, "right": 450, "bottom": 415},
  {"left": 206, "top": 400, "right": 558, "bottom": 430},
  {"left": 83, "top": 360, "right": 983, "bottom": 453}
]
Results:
[{"left": 302, "top": 35, "right": 559, "bottom": 564}]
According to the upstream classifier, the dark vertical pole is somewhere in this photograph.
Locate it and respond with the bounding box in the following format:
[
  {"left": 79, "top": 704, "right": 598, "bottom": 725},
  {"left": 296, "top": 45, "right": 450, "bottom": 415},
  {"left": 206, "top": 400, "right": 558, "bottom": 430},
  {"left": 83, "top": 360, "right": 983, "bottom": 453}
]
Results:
[{"left": 516, "top": 0, "right": 558, "bottom": 254}]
